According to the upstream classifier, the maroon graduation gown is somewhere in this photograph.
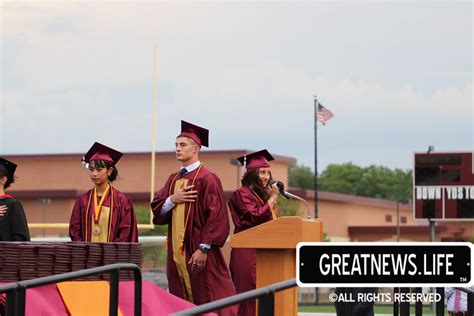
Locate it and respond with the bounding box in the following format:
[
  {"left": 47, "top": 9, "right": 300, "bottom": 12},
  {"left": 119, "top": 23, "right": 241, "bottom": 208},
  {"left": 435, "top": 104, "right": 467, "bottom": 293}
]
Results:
[
  {"left": 151, "top": 166, "right": 237, "bottom": 315},
  {"left": 228, "top": 187, "right": 274, "bottom": 316},
  {"left": 0, "top": 194, "right": 30, "bottom": 241},
  {"left": 69, "top": 187, "right": 138, "bottom": 242}
]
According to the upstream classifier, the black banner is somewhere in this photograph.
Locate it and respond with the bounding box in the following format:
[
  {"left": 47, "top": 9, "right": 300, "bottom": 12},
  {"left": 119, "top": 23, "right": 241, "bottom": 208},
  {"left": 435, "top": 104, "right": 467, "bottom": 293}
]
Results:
[{"left": 297, "top": 243, "right": 472, "bottom": 286}]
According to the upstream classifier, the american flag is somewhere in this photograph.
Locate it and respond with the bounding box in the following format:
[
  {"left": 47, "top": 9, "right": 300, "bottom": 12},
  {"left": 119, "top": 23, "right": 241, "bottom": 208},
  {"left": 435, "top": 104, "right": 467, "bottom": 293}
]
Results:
[{"left": 316, "top": 103, "right": 334, "bottom": 125}]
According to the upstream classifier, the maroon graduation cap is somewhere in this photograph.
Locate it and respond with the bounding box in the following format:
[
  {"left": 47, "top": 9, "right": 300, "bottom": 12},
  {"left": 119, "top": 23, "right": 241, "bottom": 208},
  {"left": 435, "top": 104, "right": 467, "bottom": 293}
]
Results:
[
  {"left": 237, "top": 149, "right": 274, "bottom": 171},
  {"left": 0, "top": 157, "right": 17, "bottom": 181},
  {"left": 178, "top": 120, "right": 209, "bottom": 147},
  {"left": 83, "top": 142, "right": 123, "bottom": 165}
]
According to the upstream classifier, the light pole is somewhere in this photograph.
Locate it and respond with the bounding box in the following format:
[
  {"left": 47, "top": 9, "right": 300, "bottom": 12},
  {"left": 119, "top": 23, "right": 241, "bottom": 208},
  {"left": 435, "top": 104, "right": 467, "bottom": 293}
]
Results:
[
  {"left": 395, "top": 198, "right": 408, "bottom": 316},
  {"left": 426, "top": 145, "right": 436, "bottom": 242}
]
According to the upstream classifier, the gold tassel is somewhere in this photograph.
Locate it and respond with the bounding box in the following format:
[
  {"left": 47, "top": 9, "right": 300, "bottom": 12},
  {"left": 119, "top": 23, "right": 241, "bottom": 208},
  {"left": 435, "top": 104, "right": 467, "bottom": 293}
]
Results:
[{"left": 164, "top": 236, "right": 168, "bottom": 251}]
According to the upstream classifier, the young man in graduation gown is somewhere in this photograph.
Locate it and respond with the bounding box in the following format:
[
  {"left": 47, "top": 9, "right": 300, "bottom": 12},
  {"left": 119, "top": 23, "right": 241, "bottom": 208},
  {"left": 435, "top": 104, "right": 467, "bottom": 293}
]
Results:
[
  {"left": 151, "top": 121, "right": 237, "bottom": 315},
  {"left": 0, "top": 157, "right": 30, "bottom": 241},
  {"left": 69, "top": 142, "right": 138, "bottom": 242}
]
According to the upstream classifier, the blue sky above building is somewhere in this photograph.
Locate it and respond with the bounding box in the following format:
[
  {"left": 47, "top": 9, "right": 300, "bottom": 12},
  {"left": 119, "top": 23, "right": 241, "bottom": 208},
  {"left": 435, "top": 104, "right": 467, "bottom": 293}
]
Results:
[{"left": 0, "top": 1, "right": 472, "bottom": 171}]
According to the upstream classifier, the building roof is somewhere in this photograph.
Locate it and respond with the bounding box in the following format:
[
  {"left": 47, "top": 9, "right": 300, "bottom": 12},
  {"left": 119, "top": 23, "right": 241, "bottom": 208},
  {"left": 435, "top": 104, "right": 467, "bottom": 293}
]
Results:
[
  {"left": 287, "top": 188, "right": 412, "bottom": 210},
  {"left": 348, "top": 225, "right": 451, "bottom": 234},
  {"left": 10, "top": 188, "right": 412, "bottom": 212},
  {"left": 8, "top": 190, "right": 82, "bottom": 199},
  {"left": 3, "top": 150, "right": 297, "bottom": 164}
]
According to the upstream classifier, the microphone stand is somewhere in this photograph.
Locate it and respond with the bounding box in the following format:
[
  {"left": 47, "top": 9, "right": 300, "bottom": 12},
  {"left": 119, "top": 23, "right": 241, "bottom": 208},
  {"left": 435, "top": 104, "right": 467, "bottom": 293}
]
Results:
[
  {"left": 272, "top": 180, "right": 313, "bottom": 220},
  {"left": 284, "top": 192, "right": 312, "bottom": 220}
]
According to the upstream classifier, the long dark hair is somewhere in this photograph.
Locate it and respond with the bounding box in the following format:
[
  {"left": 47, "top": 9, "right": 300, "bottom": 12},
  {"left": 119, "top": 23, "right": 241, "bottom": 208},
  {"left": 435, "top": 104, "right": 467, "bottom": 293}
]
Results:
[
  {"left": 0, "top": 164, "right": 14, "bottom": 189},
  {"left": 241, "top": 168, "right": 272, "bottom": 202},
  {"left": 89, "top": 160, "right": 119, "bottom": 182}
]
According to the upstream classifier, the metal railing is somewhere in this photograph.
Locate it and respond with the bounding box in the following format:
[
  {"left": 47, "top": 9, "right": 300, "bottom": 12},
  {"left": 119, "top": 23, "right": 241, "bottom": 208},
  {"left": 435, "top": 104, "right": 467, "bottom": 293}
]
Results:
[
  {"left": 174, "top": 283, "right": 473, "bottom": 316},
  {"left": 0, "top": 263, "right": 142, "bottom": 316},
  {"left": 171, "top": 279, "right": 297, "bottom": 315}
]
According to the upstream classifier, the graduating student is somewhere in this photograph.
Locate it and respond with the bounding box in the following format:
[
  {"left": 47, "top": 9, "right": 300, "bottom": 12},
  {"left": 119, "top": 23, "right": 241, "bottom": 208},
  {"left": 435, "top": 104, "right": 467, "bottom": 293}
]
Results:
[
  {"left": 151, "top": 121, "right": 236, "bottom": 315},
  {"left": 227, "top": 149, "right": 280, "bottom": 316},
  {"left": 0, "top": 157, "right": 30, "bottom": 241},
  {"left": 69, "top": 142, "right": 138, "bottom": 242}
]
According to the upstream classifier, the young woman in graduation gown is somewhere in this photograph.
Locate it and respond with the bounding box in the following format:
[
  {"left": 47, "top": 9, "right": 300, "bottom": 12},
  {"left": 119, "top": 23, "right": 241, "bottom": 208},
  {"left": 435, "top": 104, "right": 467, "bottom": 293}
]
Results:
[
  {"left": 0, "top": 157, "right": 30, "bottom": 241},
  {"left": 69, "top": 142, "right": 138, "bottom": 242},
  {"left": 227, "top": 149, "right": 281, "bottom": 316}
]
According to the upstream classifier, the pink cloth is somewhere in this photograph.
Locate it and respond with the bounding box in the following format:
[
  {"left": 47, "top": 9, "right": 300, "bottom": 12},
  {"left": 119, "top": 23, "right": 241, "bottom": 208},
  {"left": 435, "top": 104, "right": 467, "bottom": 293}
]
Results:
[
  {"left": 454, "top": 289, "right": 461, "bottom": 313},
  {"left": 1, "top": 280, "right": 216, "bottom": 316},
  {"left": 119, "top": 280, "right": 216, "bottom": 316},
  {"left": 24, "top": 284, "right": 69, "bottom": 316},
  {"left": 0, "top": 283, "right": 69, "bottom": 316}
]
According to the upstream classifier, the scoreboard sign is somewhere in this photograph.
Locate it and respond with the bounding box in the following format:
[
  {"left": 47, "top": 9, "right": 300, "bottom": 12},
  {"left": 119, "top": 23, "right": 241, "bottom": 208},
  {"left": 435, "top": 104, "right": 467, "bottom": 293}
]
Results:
[{"left": 414, "top": 152, "right": 474, "bottom": 220}]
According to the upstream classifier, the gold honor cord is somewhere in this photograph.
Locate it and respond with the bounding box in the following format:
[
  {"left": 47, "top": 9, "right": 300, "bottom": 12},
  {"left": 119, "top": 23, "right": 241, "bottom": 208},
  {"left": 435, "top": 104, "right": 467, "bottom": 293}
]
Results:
[
  {"left": 85, "top": 184, "right": 112, "bottom": 241},
  {"left": 251, "top": 188, "right": 265, "bottom": 205},
  {"left": 92, "top": 185, "right": 110, "bottom": 236},
  {"left": 85, "top": 191, "right": 93, "bottom": 241},
  {"left": 251, "top": 188, "right": 279, "bottom": 219},
  {"left": 168, "top": 164, "right": 204, "bottom": 254},
  {"left": 93, "top": 185, "right": 110, "bottom": 221}
]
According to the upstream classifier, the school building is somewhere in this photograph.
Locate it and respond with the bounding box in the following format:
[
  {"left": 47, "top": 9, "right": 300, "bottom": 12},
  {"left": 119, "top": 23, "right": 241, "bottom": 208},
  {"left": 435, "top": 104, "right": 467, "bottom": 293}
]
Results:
[{"left": 4, "top": 150, "right": 473, "bottom": 241}]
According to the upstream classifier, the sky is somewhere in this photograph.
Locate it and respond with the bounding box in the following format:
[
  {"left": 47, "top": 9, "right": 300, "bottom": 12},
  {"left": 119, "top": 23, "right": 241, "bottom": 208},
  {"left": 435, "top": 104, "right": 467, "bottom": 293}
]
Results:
[{"left": 0, "top": 1, "right": 472, "bottom": 172}]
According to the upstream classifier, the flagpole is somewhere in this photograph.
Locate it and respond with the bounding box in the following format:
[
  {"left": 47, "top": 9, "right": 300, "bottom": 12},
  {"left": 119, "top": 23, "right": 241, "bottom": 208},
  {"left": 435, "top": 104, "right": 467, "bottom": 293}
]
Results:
[
  {"left": 150, "top": 45, "right": 158, "bottom": 225},
  {"left": 314, "top": 95, "right": 319, "bottom": 219}
]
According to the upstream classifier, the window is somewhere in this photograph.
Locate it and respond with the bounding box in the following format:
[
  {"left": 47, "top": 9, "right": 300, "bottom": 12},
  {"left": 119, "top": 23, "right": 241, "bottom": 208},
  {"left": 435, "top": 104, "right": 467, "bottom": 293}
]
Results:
[
  {"left": 457, "top": 199, "right": 474, "bottom": 218},
  {"left": 415, "top": 167, "right": 439, "bottom": 185},
  {"left": 422, "top": 200, "right": 436, "bottom": 218},
  {"left": 415, "top": 154, "right": 461, "bottom": 165},
  {"left": 385, "top": 215, "right": 392, "bottom": 222},
  {"left": 401, "top": 216, "right": 407, "bottom": 224},
  {"left": 441, "top": 169, "right": 460, "bottom": 182}
]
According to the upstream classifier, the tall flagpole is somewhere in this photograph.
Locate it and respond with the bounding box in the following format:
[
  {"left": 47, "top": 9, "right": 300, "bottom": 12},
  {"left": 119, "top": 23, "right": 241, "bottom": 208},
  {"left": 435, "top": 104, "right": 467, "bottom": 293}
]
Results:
[
  {"left": 150, "top": 45, "right": 158, "bottom": 225},
  {"left": 314, "top": 95, "right": 319, "bottom": 219}
]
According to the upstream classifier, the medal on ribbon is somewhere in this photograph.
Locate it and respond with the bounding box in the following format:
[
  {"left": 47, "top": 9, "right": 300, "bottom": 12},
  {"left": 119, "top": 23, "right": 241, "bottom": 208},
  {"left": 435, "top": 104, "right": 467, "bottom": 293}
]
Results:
[
  {"left": 92, "top": 185, "right": 110, "bottom": 236},
  {"left": 93, "top": 225, "right": 101, "bottom": 236}
]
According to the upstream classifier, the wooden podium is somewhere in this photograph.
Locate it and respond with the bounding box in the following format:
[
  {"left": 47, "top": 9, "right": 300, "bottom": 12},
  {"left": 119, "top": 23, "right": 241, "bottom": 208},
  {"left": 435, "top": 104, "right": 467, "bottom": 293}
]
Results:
[{"left": 230, "top": 216, "right": 323, "bottom": 315}]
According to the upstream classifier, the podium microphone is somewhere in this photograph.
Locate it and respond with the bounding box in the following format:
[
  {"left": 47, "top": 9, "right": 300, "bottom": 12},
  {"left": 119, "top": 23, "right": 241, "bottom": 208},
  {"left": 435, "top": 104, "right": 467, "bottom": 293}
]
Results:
[
  {"left": 270, "top": 181, "right": 312, "bottom": 219},
  {"left": 275, "top": 181, "right": 292, "bottom": 199}
]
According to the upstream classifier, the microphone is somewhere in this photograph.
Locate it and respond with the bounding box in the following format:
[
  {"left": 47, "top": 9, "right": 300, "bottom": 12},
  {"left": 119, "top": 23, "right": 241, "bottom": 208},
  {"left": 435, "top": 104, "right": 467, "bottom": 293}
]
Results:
[
  {"left": 273, "top": 180, "right": 292, "bottom": 200},
  {"left": 269, "top": 180, "right": 312, "bottom": 219},
  {"left": 269, "top": 180, "right": 299, "bottom": 200},
  {"left": 268, "top": 180, "right": 291, "bottom": 199}
]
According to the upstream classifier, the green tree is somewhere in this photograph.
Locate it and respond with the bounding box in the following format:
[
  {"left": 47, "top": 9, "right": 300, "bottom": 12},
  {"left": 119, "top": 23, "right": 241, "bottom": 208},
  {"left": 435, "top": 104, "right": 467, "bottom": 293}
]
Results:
[
  {"left": 288, "top": 163, "right": 315, "bottom": 189},
  {"left": 357, "top": 165, "right": 412, "bottom": 200},
  {"left": 289, "top": 162, "right": 412, "bottom": 201},
  {"left": 318, "top": 163, "right": 364, "bottom": 195}
]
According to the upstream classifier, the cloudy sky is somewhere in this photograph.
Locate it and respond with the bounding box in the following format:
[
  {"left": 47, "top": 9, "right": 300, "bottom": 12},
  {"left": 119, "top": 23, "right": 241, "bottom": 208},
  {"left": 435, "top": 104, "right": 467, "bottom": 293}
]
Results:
[{"left": 1, "top": 1, "right": 472, "bottom": 171}]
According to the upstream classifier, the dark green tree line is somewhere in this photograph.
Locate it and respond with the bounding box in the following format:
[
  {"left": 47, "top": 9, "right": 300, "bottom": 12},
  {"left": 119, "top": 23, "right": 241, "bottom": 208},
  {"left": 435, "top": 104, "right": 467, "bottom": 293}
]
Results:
[{"left": 288, "top": 162, "right": 412, "bottom": 201}]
